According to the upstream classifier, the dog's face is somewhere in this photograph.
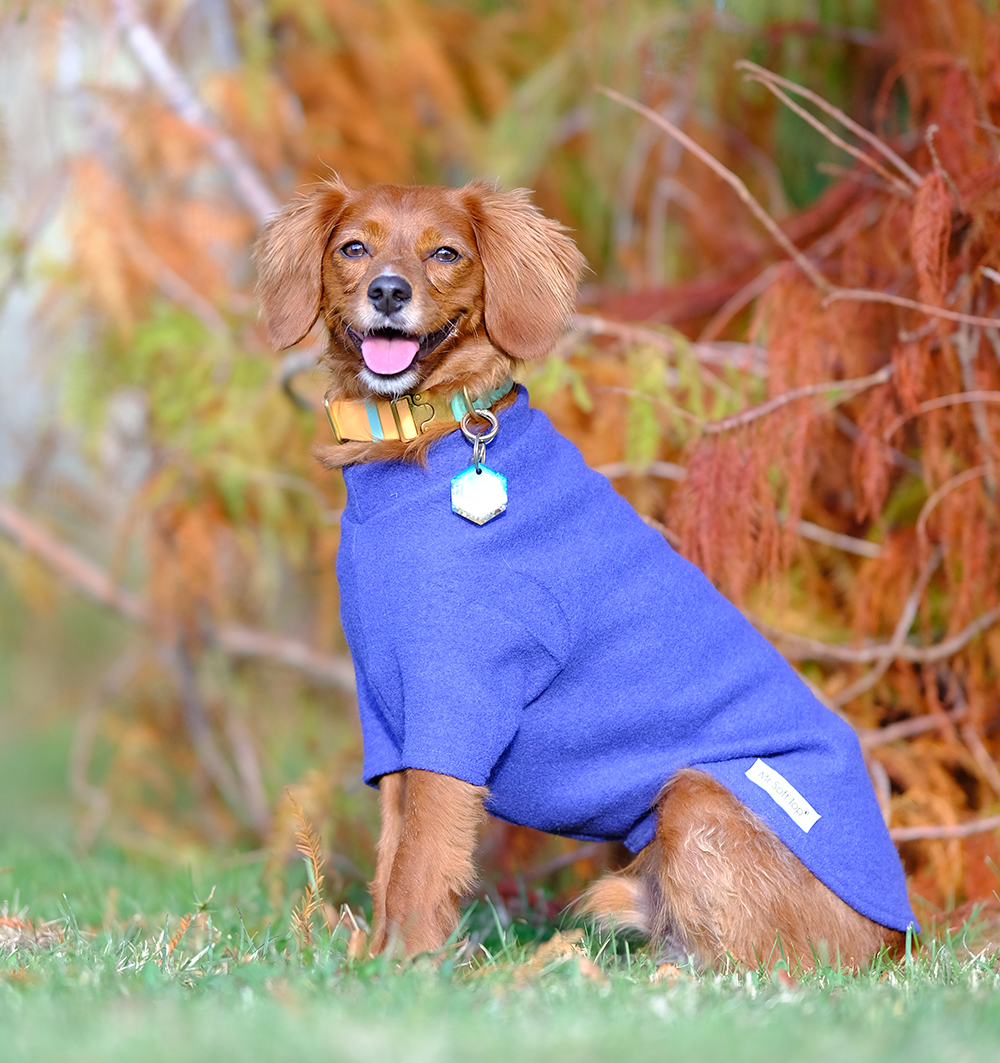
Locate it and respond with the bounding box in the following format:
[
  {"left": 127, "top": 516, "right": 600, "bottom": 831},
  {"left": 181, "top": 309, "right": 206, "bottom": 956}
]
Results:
[
  {"left": 319, "top": 186, "right": 487, "bottom": 396},
  {"left": 254, "top": 181, "right": 587, "bottom": 400}
]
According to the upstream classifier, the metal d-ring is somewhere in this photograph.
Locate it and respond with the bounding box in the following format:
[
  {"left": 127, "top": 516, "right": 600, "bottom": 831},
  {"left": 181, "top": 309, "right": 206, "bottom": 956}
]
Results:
[
  {"left": 460, "top": 408, "right": 499, "bottom": 444},
  {"left": 460, "top": 408, "right": 499, "bottom": 473}
]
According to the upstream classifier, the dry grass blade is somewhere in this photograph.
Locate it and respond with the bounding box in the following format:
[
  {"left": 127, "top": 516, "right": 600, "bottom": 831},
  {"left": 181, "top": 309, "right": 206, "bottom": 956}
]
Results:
[
  {"left": 167, "top": 913, "right": 193, "bottom": 956},
  {"left": 734, "top": 60, "right": 922, "bottom": 187},
  {"left": 740, "top": 72, "right": 913, "bottom": 198},
  {"left": 287, "top": 791, "right": 332, "bottom": 933},
  {"left": 0, "top": 915, "right": 63, "bottom": 955},
  {"left": 597, "top": 86, "right": 832, "bottom": 292}
]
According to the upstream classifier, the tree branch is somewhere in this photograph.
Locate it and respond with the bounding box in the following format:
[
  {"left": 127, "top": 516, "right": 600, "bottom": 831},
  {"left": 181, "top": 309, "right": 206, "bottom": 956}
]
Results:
[
  {"left": 832, "top": 546, "right": 942, "bottom": 706},
  {"left": 703, "top": 365, "right": 893, "bottom": 434},
  {"left": 890, "top": 815, "right": 1000, "bottom": 842},
  {"left": 917, "top": 466, "right": 989, "bottom": 543},
  {"left": 883, "top": 391, "right": 1000, "bottom": 442},
  {"left": 111, "top": 0, "right": 280, "bottom": 224},
  {"left": 823, "top": 288, "right": 1000, "bottom": 329},
  {"left": 750, "top": 603, "right": 1000, "bottom": 664},
  {"left": 597, "top": 86, "right": 833, "bottom": 292},
  {"left": 0, "top": 496, "right": 356, "bottom": 692},
  {"left": 734, "top": 60, "right": 922, "bottom": 187},
  {"left": 739, "top": 71, "right": 914, "bottom": 198}
]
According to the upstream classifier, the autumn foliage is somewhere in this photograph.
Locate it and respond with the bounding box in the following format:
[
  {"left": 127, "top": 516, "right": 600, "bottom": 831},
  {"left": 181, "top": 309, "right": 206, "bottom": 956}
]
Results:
[{"left": 1, "top": 0, "right": 999, "bottom": 921}]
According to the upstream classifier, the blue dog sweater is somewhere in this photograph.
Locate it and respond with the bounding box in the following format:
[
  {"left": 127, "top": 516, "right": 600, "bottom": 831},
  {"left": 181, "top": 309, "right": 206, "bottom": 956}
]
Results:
[{"left": 338, "top": 387, "right": 917, "bottom": 934}]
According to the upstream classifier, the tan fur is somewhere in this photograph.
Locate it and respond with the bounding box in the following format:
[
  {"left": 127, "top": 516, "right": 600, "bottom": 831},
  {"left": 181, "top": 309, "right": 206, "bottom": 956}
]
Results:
[
  {"left": 581, "top": 770, "right": 905, "bottom": 971},
  {"left": 256, "top": 183, "right": 905, "bottom": 967},
  {"left": 368, "top": 771, "right": 405, "bottom": 952},
  {"left": 369, "top": 769, "right": 487, "bottom": 958},
  {"left": 252, "top": 178, "right": 586, "bottom": 467}
]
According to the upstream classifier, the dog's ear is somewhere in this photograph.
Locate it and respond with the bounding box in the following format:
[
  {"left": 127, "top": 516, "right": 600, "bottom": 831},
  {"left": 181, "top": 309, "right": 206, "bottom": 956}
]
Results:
[
  {"left": 253, "top": 178, "right": 353, "bottom": 350},
  {"left": 461, "top": 184, "right": 587, "bottom": 361}
]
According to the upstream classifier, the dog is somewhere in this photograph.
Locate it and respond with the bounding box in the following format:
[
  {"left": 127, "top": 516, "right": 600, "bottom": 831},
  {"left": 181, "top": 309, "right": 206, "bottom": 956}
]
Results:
[{"left": 254, "top": 179, "right": 915, "bottom": 970}]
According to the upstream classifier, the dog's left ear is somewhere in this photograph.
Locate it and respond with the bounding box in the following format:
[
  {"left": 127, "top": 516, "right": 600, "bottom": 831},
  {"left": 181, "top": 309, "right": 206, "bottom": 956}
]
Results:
[
  {"left": 253, "top": 177, "right": 353, "bottom": 350},
  {"left": 461, "top": 184, "right": 587, "bottom": 360}
]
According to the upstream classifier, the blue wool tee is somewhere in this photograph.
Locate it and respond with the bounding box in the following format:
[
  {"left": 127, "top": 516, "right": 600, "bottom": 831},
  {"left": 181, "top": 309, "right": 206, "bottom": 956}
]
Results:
[{"left": 338, "top": 387, "right": 916, "bottom": 933}]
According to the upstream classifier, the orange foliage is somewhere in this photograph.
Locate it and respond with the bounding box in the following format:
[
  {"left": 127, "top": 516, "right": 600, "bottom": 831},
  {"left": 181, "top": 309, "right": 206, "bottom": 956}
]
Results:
[{"left": 7, "top": 0, "right": 1000, "bottom": 918}]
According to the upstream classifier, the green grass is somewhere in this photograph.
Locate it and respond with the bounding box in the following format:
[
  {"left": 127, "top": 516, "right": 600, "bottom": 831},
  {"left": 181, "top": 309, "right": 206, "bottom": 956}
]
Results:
[{"left": 2, "top": 836, "right": 1000, "bottom": 1063}]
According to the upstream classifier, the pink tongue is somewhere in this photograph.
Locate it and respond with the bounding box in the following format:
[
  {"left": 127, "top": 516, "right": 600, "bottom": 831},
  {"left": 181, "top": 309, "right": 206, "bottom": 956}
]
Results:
[{"left": 361, "top": 336, "right": 420, "bottom": 375}]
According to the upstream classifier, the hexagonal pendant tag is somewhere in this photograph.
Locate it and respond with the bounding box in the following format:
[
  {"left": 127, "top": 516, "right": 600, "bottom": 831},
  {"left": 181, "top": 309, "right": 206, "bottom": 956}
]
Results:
[{"left": 451, "top": 464, "right": 508, "bottom": 525}]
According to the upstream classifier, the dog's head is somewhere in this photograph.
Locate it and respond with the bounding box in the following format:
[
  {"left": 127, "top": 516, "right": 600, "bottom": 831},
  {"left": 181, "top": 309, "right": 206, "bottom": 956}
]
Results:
[{"left": 254, "top": 180, "right": 587, "bottom": 400}]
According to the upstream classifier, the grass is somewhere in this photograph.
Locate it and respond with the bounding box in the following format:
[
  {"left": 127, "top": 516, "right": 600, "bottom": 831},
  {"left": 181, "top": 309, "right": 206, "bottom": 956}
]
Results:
[
  {"left": 2, "top": 835, "right": 1000, "bottom": 1063},
  {"left": 2, "top": 604, "right": 999, "bottom": 1062}
]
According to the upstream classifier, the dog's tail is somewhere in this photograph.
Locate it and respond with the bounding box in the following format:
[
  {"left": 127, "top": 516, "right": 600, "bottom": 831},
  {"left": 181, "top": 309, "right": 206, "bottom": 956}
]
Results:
[{"left": 577, "top": 869, "right": 656, "bottom": 937}]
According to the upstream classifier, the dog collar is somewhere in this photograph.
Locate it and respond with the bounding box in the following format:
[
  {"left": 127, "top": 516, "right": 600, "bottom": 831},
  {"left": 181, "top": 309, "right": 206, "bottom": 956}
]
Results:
[{"left": 324, "top": 378, "right": 514, "bottom": 444}]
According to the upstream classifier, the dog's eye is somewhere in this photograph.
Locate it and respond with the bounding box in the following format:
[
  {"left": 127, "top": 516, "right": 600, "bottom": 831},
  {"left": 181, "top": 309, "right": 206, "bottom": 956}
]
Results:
[
  {"left": 431, "top": 247, "right": 460, "bottom": 262},
  {"left": 340, "top": 241, "right": 368, "bottom": 258}
]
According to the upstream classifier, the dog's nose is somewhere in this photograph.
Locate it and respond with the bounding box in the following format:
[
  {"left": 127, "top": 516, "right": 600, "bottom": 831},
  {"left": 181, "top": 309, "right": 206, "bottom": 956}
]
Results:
[{"left": 367, "top": 275, "right": 412, "bottom": 316}]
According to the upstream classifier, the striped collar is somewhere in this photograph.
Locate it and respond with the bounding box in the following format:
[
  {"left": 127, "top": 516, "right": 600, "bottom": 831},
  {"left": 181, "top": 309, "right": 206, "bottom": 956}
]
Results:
[{"left": 324, "top": 378, "right": 515, "bottom": 444}]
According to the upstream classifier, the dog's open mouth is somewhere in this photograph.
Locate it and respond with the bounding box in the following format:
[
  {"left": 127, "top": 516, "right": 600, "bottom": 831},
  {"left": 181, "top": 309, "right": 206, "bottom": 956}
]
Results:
[{"left": 346, "top": 320, "right": 458, "bottom": 377}]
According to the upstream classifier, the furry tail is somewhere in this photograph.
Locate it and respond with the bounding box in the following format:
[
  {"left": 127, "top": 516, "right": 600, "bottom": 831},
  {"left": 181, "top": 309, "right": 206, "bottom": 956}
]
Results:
[{"left": 577, "top": 870, "right": 656, "bottom": 936}]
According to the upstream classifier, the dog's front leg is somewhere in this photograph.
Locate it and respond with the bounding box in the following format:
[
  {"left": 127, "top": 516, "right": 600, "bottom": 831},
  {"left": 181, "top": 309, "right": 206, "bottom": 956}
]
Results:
[
  {"left": 379, "top": 768, "right": 487, "bottom": 958},
  {"left": 368, "top": 771, "right": 406, "bottom": 956}
]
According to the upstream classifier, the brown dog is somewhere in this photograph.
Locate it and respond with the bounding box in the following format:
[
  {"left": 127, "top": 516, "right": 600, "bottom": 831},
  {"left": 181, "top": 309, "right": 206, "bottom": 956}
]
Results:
[{"left": 254, "top": 179, "right": 910, "bottom": 970}]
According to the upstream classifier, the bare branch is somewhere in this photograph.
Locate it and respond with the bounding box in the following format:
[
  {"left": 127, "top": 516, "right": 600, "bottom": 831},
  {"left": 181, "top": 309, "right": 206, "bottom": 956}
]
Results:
[
  {"left": 170, "top": 638, "right": 268, "bottom": 833},
  {"left": 594, "top": 461, "right": 687, "bottom": 482},
  {"left": 571, "top": 313, "right": 678, "bottom": 354},
  {"left": 0, "top": 497, "right": 146, "bottom": 622},
  {"left": 883, "top": 391, "right": 1000, "bottom": 442},
  {"left": 111, "top": 0, "right": 280, "bottom": 224},
  {"left": 917, "top": 465, "right": 989, "bottom": 543},
  {"left": 832, "top": 546, "right": 942, "bottom": 706},
  {"left": 734, "top": 60, "right": 922, "bottom": 187},
  {"left": 703, "top": 365, "right": 893, "bottom": 434},
  {"left": 120, "top": 228, "right": 228, "bottom": 335},
  {"left": 792, "top": 519, "right": 881, "bottom": 558},
  {"left": 961, "top": 725, "right": 1000, "bottom": 801},
  {"left": 823, "top": 288, "right": 1000, "bottom": 329},
  {"left": 0, "top": 496, "right": 356, "bottom": 692},
  {"left": 524, "top": 841, "right": 608, "bottom": 883},
  {"left": 597, "top": 86, "right": 833, "bottom": 292},
  {"left": 594, "top": 463, "right": 880, "bottom": 557},
  {"left": 890, "top": 815, "right": 1000, "bottom": 841},
  {"left": 571, "top": 313, "right": 769, "bottom": 375},
  {"left": 213, "top": 624, "right": 356, "bottom": 690},
  {"left": 750, "top": 603, "right": 1000, "bottom": 664},
  {"left": 858, "top": 705, "right": 965, "bottom": 750},
  {"left": 638, "top": 514, "right": 682, "bottom": 550},
  {"left": 834, "top": 412, "right": 923, "bottom": 477},
  {"left": 697, "top": 264, "right": 782, "bottom": 343},
  {"left": 740, "top": 72, "right": 913, "bottom": 198}
]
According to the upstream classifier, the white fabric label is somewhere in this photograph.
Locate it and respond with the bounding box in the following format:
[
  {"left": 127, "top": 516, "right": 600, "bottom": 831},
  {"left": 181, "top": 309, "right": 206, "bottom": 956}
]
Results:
[{"left": 745, "top": 758, "right": 821, "bottom": 833}]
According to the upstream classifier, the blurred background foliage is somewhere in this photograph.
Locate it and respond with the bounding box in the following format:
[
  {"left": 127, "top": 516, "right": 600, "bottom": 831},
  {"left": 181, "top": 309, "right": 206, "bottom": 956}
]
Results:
[{"left": 1, "top": 0, "right": 999, "bottom": 928}]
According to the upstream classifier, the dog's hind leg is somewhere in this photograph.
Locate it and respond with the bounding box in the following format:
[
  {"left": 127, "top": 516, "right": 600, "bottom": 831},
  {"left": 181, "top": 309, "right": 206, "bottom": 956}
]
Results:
[
  {"left": 377, "top": 769, "right": 487, "bottom": 958},
  {"left": 584, "top": 769, "right": 904, "bottom": 971}
]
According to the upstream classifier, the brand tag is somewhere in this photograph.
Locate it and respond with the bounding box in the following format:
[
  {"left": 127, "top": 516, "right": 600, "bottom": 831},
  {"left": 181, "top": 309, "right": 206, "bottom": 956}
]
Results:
[{"left": 745, "top": 758, "right": 821, "bottom": 833}]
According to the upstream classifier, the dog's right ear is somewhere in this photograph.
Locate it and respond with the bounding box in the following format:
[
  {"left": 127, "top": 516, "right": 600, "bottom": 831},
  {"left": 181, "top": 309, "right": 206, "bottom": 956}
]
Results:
[{"left": 252, "top": 178, "right": 353, "bottom": 350}]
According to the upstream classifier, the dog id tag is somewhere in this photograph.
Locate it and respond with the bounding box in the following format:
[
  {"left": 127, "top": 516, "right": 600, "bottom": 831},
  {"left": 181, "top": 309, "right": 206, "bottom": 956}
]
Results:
[
  {"left": 451, "top": 464, "right": 508, "bottom": 525},
  {"left": 452, "top": 408, "right": 507, "bottom": 525}
]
